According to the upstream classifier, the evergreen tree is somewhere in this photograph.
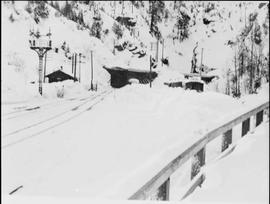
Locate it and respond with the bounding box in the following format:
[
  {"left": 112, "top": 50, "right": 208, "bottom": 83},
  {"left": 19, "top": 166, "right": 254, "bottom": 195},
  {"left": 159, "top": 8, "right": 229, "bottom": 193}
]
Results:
[
  {"left": 25, "top": 1, "right": 33, "bottom": 14},
  {"left": 78, "top": 11, "right": 84, "bottom": 25},
  {"left": 53, "top": 1, "right": 60, "bottom": 11},
  {"left": 90, "top": 18, "right": 103, "bottom": 39},
  {"left": 262, "top": 8, "right": 269, "bottom": 35},
  {"left": 9, "top": 13, "right": 15, "bottom": 22},
  {"left": 34, "top": 1, "right": 49, "bottom": 19},
  {"left": 253, "top": 23, "right": 262, "bottom": 45},
  {"left": 62, "top": 1, "right": 73, "bottom": 19},
  {"left": 112, "top": 22, "right": 123, "bottom": 39},
  {"left": 172, "top": 2, "right": 191, "bottom": 42},
  {"left": 149, "top": 0, "right": 165, "bottom": 39},
  {"left": 175, "top": 10, "right": 190, "bottom": 41}
]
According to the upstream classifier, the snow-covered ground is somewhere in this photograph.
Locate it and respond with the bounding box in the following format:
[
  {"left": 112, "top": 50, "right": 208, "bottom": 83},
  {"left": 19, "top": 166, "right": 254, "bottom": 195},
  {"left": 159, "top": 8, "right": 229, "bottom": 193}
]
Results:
[
  {"left": 1, "top": 1, "right": 269, "bottom": 203},
  {"left": 2, "top": 83, "right": 269, "bottom": 200},
  {"left": 186, "top": 121, "right": 269, "bottom": 203},
  {"left": 2, "top": 1, "right": 269, "bottom": 103},
  {"left": 2, "top": 122, "right": 269, "bottom": 204}
]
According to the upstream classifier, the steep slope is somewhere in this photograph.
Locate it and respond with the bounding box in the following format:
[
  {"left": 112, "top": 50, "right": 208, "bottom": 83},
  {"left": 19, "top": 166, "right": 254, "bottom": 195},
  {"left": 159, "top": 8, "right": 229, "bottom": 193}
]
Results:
[
  {"left": 1, "top": 1, "right": 269, "bottom": 103},
  {"left": 2, "top": 1, "right": 116, "bottom": 102}
]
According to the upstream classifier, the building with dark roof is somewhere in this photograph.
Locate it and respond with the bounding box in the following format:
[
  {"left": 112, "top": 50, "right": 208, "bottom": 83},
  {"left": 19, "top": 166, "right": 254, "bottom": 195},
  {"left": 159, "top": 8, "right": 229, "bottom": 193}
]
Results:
[
  {"left": 45, "top": 70, "right": 77, "bottom": 83},
  {"left": 103, "top": 66, "right": 158, "bottom": 88}
]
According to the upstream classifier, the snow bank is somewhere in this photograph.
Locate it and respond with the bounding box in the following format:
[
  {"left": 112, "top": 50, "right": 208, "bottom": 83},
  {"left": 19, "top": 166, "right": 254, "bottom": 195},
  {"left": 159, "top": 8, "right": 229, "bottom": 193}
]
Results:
[{"left": 186, "top": 121, "right": 269, "bottom": 203}]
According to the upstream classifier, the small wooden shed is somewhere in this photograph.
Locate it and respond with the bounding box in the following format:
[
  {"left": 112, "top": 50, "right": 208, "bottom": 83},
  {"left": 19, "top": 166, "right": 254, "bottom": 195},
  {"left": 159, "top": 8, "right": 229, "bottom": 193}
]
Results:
[{"left": 45, "top": 70, "right": 77, "bottom": 83}]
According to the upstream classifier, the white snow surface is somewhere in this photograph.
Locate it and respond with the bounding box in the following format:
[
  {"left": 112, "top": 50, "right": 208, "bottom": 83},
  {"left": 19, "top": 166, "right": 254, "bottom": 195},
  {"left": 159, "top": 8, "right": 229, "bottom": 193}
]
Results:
[
  {"left": 2, "top": 1, "right": 269, "bottom": 103},
  {"left": 1, "top": 1, "right": 269, "bottom": 203},
  {"left": 2, "top": 84, "right": 269, "bottom": 200},
  {"left": 186, "top": 121, "right": 269, "bottom": 203}
]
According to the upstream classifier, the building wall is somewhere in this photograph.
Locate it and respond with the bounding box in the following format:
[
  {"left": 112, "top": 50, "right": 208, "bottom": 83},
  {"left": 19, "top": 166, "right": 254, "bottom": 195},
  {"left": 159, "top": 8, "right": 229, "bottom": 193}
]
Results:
[{"left": 185, "top": 81, "right": 204, "bottom": 92}]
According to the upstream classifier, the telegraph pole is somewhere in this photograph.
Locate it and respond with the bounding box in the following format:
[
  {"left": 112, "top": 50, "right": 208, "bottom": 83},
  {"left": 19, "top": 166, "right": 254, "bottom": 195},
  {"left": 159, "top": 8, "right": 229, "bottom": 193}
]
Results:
[
  {"left": 79, "top": 53, "right": 82, "bottom": 83},
  {"left": 74, "top": 53, "right": 77, "bottom": 82},
  {"left": 90, "top": 50, "right": 94, "bottom": 90},
  {"left": 113, "top": 39, "right": 115, "bottom": 55},
  {"left": 72, "top": 53, "right": 74, "bottom": 74},
  {"left": 200, "top": 48, "right": 204, "bottom": 66},
  {"left": 43, "top": 52, "right": 47, "bottom": 82},
  {"left": 29, "top": 29, "right": 52, "bottom": 95},
  {"left": 200, "top": 48, "right": 204, "bottom": 75}
]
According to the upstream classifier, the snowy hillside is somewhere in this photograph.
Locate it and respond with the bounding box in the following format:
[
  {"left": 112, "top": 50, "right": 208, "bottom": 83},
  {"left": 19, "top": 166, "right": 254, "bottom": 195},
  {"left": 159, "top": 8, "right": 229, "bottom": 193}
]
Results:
[
  {"left": 2, "top": 1, "right": 269, "bottom": 203},
  {"left": 2, "top": 1, "right": 269, "bottom": 103}
]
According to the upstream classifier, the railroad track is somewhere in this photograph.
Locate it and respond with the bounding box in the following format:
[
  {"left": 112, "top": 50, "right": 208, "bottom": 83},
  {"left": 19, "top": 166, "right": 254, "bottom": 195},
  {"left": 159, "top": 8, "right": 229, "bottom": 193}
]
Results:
[
  {"left": 2, "top": 91, "right": 108, "bottom": 137},
  {"left": 2, "top": 89, "right": 112, "bottom": 149},
  {"left": 2, "top": 94, "right": 96, "bottom": 120}
]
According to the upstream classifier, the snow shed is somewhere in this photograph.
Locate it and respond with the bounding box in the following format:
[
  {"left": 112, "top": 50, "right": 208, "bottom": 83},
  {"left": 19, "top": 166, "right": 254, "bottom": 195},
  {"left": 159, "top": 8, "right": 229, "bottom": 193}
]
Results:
[
  {"left": 185, "top": 81, "right": 204, "bottom": 92},
  {"left": 103, "top": 66, "right": 158, "bottom": 88},
  {"left": 45, "top": 70, "right": 77, "bottom": 83},
  {"left": 164, "top": 81, "right": 183, "bottom": 88},
  {"left": 183, "top": 73, "right": 218, "bottom": 84}
]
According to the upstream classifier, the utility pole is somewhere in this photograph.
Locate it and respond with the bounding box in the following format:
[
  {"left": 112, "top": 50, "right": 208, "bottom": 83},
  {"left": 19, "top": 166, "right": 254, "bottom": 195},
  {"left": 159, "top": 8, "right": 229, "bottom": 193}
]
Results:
[
  {"left": 74, "top": 53, "right": 77, "bottom": 82},
  {"left": 113, "top": 39, "right": 115, "bottom": 55},
  {"left": 43, "top": 52, "right": 47, "bottom": 82},
  {"left": 72, "top": 53, "right": 74, "bottom": 74},
  {"left": 200, "top": 48, "right": 204, "bottom": 75},
  {"left": 29, "top": 29, "right": 52, "bottom": 95},
  {"left": 79, "top": 53, "right": 82, "bottom": 83},
  {"left": 90, "top": 50, "right": 94, "bottom": 90}
]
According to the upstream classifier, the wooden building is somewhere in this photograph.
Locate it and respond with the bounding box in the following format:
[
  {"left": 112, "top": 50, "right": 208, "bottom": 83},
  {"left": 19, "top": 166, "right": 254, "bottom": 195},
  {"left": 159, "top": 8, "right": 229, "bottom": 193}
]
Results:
[{"left": 45, "top": 70, "right": 77, "bottom": 83}]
